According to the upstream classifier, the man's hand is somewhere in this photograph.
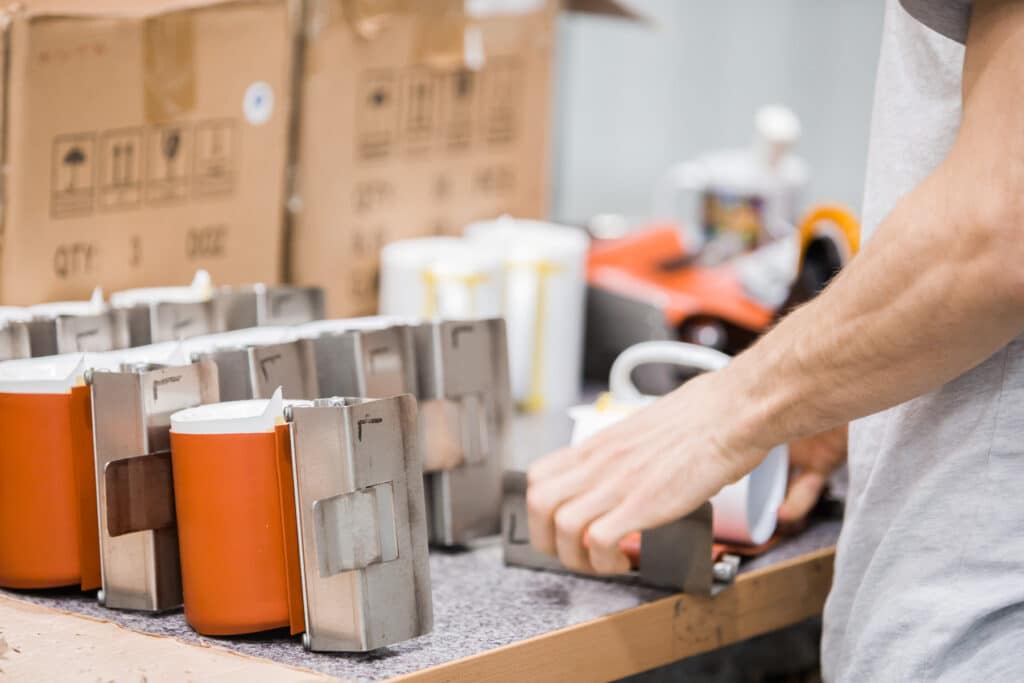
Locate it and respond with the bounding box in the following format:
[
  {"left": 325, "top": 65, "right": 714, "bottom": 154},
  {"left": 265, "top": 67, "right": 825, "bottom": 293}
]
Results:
[
  {"left": 526, "top": 372, "right": 765, "bottom": 575},
  {"left": 526, "top": 0, "right": 1024, "bottom": 579},
  {"left": 778, "top": 425, "right": 847, "bottom": 527}
]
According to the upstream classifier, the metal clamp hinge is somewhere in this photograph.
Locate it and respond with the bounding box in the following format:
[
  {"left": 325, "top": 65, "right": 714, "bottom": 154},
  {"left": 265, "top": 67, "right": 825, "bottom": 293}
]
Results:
[{"left": 286, "top": 394, "right": 432, "bottom": 652}]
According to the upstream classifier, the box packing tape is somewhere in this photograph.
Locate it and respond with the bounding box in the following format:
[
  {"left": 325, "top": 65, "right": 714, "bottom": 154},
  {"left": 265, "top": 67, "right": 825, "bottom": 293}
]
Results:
[
  {"left": 310, "top": 0, "right": 531, "bottom": 72},
  {"left": 143, "top": 10, "right": 196, "bottom": 123}
]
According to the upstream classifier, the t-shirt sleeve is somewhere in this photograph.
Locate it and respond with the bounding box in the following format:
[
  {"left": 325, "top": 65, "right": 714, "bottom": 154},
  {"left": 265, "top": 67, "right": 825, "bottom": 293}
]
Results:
[{"left": 899, "top": 0, "right": 971, "bottom": 43}]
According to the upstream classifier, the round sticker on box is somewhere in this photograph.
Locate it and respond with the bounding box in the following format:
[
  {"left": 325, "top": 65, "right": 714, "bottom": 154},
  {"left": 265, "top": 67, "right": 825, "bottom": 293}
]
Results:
[{"left": 243, "top": 81, "right": 274, "bottom": 126}]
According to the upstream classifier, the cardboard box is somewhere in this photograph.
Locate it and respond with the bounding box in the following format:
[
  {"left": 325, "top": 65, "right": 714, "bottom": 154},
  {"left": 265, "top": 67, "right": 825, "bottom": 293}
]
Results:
[
  {"left": 288, "top": 0, "right": 637, "bottom": 317},
  {"left": 0, "top": 0, "right": 296, "bottom": 305}
]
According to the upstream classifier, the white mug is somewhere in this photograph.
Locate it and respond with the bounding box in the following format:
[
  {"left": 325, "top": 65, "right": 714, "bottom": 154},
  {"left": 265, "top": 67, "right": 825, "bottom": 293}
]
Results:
[
  {"left": 379, "top": 237, "right": 504, "bottom": 320},
  {"left": 569, "top": 340, "right": 788, "bottom": 545},
  {"left": 465, "top": 217, "right": 589, "bottom": 414}
]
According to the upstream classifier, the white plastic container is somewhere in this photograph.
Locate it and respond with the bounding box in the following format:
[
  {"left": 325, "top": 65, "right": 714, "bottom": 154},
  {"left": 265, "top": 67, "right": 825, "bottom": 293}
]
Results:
[
  {"left": 465, "top": 217, "right": 590, "bottom": 413},
  {"left": 654, "top": 105, "right": 809, "bottom": 260},
  {"left": 379, "top": 237, "right": 504, "bottom": 320},
  {"left": 569, "top": 341, "right": 788, "bottom": 546}
]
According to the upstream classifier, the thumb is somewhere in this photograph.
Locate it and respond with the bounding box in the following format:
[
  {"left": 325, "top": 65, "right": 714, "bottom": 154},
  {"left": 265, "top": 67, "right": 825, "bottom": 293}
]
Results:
[{"left": 778, "top": 470, "right": 827, "bottom": 524}]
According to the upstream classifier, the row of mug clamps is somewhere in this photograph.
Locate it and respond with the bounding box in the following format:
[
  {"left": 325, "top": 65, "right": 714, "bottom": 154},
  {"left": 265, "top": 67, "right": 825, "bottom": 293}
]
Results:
[
  {"left": 0, "top": 299, "right": 510, "bottom": 652},
  {"left": 0, "top": 273, "right": 326, "bottom": 360}
]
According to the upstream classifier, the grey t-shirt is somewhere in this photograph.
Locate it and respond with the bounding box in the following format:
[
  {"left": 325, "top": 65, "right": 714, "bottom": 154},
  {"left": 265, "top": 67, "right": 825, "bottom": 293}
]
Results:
[
  {"left": 901, "top": 0, "right": 971, "bottom": 42},
  {"left": 822, "top": 1, "right": 1024, "bottom": 680}
]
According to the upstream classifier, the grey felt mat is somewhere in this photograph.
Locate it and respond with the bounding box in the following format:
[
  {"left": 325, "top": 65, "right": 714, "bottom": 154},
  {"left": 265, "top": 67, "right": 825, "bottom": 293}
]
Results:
[{"left": 2, "top": 520, "right": 840, "bottom": 682}]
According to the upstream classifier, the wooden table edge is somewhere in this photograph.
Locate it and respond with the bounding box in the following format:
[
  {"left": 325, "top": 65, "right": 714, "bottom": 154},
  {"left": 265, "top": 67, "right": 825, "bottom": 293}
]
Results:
[
  {"left": 0, "top": 593, "right": 339, "bottom": 682},
  {"left": 390, "top": 546, "right": 837, "bottom": 683},
  {"left": 0, "top": 546, "right": 835, "bottom": 682}
]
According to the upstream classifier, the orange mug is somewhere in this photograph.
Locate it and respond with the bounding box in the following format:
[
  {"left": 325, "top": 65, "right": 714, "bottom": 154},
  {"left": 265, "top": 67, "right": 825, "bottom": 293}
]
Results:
[
  {"left": 169, "top": 392, "right": 304, "bottom": 636},
  {"left": 0, "top": 355, "right": 101, "bottom": 590}
]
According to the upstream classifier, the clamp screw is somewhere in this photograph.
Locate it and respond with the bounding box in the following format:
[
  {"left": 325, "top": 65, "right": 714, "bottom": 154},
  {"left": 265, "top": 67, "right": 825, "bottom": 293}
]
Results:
[
  {"left": 84, "top": 368, "right": 94, "bottom": 386},
  {"left": 712, "top": 557, "right": 740, "bottom": 583}
]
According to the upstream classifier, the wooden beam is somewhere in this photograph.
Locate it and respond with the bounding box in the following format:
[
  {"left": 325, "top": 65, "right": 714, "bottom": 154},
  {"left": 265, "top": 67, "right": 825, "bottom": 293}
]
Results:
[{"left": 390, "top": 547, "right": 836, "bottom": 683}]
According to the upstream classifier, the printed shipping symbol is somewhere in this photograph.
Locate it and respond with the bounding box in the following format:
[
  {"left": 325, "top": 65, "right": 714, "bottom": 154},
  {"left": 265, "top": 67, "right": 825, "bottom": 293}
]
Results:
[
  {"left": 192, "top": 120, "right": 236, "bottom": 198},
  {"left": 111, "top": 142, "right": 135, "bottom": 186},
  {"left": 163, "top": 129, "right": 181, "bottom": 179},
  {"left": 210, "top": 128, "right": 224, "bottom": 176},
  {"left": 356, "top": 70, "right": 399, "bottom": 159},
  {"left": 51, "top": 134, "right": 96, "bottom": 218},
  {"left": 97, "top": 128, "right": 143, "bottom": 212},
  {"left": 63, "top": 147, "right": 87, "bottom": 192},
  {"left": 143, "top": 124, "right": 190, "bottom": 204}
]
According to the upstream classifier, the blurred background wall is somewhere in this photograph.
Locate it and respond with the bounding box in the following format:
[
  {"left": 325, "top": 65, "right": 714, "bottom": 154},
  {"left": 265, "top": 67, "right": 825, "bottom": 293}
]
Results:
[{"left": 551, "top": 0, "right": 886, "bottom": 224}]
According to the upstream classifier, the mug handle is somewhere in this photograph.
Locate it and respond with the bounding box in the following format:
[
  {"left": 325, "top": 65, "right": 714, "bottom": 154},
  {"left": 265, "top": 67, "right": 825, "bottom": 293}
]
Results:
[{"left": 608, "top": 341, "right": 731, "bottom": 403}]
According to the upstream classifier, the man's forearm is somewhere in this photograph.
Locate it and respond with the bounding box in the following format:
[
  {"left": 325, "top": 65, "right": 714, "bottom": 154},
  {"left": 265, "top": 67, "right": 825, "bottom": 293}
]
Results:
[
  {"left": 712, "top": 2, "right": 1024, "bottom": 462},
  {"left": 719, "top": 171, "right": 1023, "bottom": 456},
  {"left": 711, "top": 1, "right": 1024, "bottom": 459},
  {"left": 525, "top": 0, "right": 1024, "bottom": 576}
]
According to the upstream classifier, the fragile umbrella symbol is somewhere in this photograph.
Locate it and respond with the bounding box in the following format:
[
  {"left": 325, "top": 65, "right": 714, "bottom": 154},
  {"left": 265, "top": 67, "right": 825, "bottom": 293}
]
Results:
[{"left": 63, "top": 146, "right": 86, "bottom": 192}]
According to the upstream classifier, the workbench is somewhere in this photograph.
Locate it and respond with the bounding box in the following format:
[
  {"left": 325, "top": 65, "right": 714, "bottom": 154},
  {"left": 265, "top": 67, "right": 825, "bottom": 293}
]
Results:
[
  {"left": 0, "top": 408, "right": 840, "bottom": 681},
  {"left": 0, "top": 519, "right": 837, "bottom": 682}
]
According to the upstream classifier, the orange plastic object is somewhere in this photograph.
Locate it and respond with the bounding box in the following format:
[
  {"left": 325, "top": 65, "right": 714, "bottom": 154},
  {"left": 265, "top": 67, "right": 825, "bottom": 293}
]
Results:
[
  {"left": 70, "top": 386, "right": 101, "bottom": 590},
  {"left": 799, "top": 204, "right": 861, "bottom": 257},
  {"left": 615, "top": 531, "right": 782, "bottom": 569},
  {"left": 587, "top": 225, "right": 775, "bottom": 332},
  {"left": 0, "top": 393, "right": 82, "bottom": 589},
  {"left": 170, "top": 425, "right": 304, "bottom": 636},
  {"left": 274, "top": 424, "right": 305, "bottom": 635}
]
